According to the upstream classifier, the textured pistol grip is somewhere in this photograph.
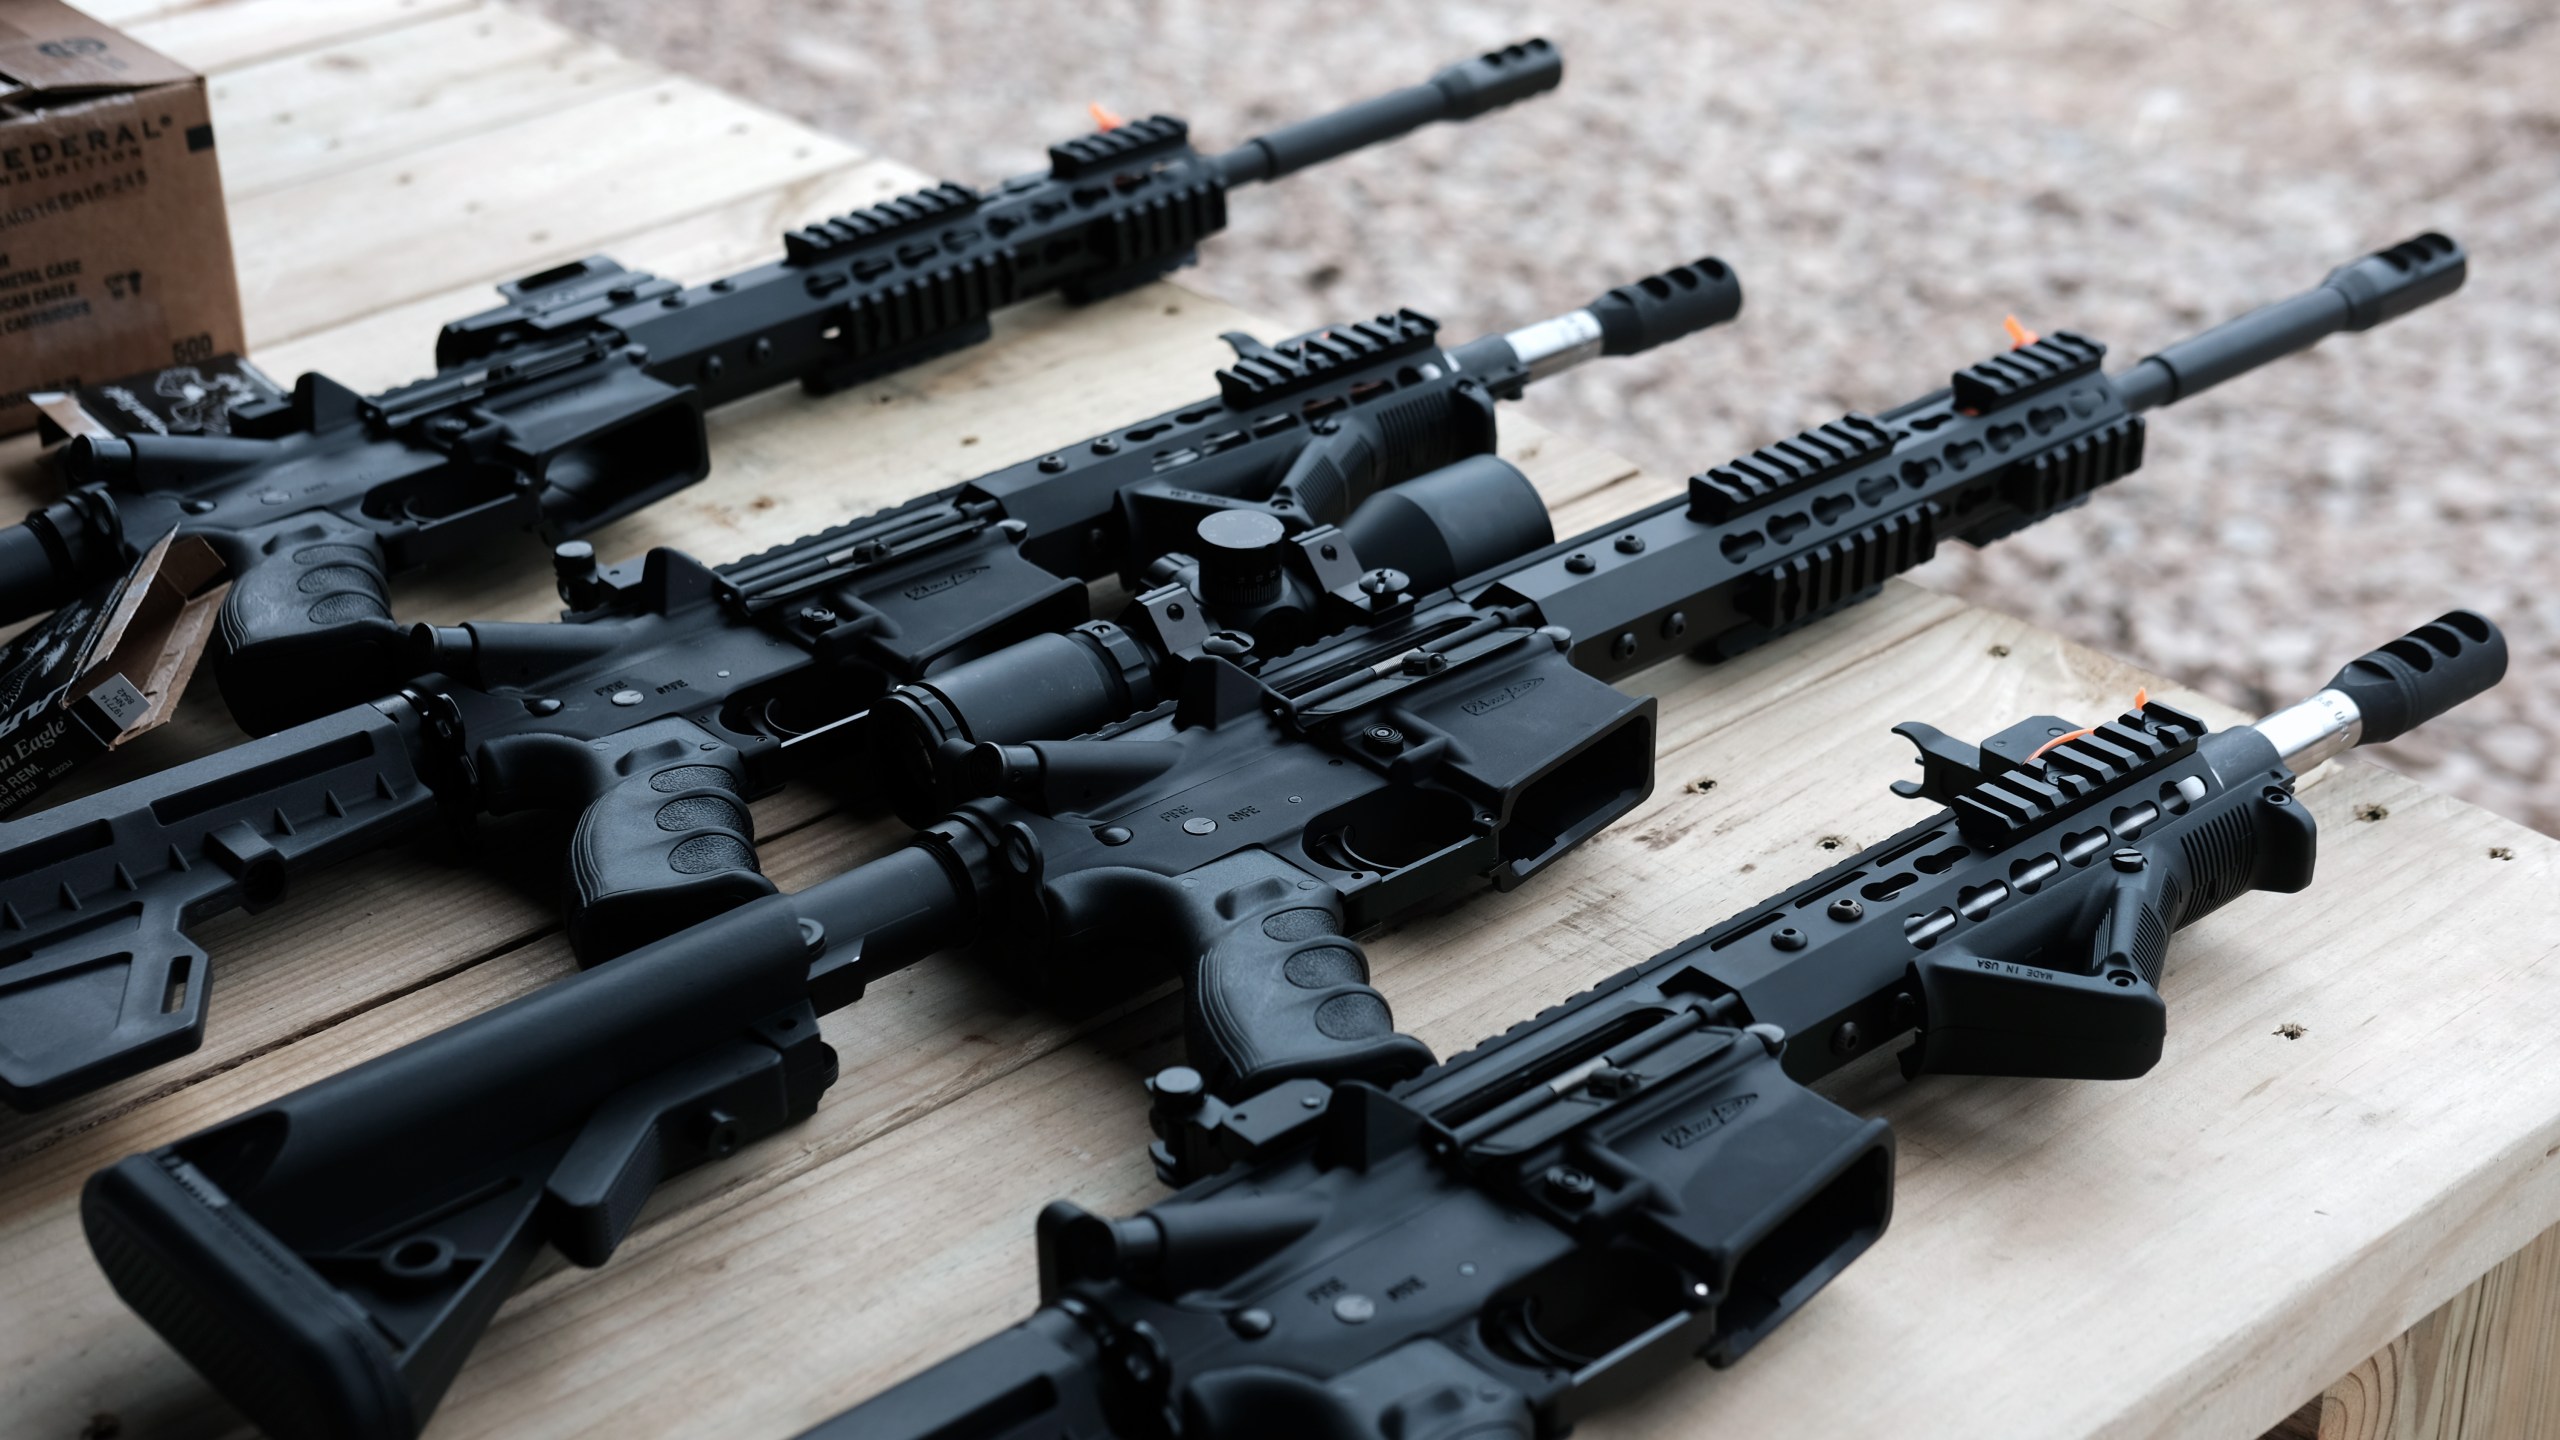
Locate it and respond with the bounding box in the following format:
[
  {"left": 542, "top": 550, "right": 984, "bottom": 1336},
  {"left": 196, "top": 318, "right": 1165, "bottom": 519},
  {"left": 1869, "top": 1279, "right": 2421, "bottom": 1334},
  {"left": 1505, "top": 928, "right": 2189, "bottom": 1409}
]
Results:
[
  {"left": 84, "top": 1156, "right": 421, "bottom": 1440},
  {"left": 213, "top": 513, "right": 407, "bottom": 735},
  {"left": 1186, "top": 892, "right": 1433, "bottom": 1098},
  {"left": 565, "top": 746, "right": 777, "bottom": 966}
]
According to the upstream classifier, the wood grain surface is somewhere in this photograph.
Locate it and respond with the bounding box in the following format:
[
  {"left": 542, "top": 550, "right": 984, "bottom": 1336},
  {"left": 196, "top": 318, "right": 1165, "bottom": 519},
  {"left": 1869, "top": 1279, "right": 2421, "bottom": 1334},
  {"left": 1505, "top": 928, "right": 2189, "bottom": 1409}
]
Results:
[{"left": 0, "top": 5, "right": 2554, "bottom": 1439}]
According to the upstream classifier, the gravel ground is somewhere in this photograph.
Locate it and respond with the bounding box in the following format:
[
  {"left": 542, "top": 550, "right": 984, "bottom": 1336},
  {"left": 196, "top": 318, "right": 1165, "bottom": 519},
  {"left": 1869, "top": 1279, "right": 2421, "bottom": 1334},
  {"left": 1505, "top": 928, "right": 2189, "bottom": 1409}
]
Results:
[{"left": 529, "top": 0, "right": 2560, "bottom": 835}]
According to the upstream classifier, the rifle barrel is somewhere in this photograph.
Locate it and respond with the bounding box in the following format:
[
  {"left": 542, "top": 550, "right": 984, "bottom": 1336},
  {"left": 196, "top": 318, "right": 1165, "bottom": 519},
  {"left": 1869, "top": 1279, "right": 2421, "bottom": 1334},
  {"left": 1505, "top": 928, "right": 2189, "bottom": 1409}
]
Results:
[
  {"left": 1215, "top": 39, "right": 1560, "bottom": 185},
  {"left": 2114, "top": 232, "right": 2463, "bottom": 412}
]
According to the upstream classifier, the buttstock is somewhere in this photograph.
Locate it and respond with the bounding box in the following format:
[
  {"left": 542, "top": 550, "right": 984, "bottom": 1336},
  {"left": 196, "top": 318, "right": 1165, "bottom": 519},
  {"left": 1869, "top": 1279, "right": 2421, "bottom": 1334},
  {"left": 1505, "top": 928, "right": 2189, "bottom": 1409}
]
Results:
[
  {"left": 0, "top": 700, "right": 442, "bottom": 1108},
  {"left": 83, "top": 897, "right": 833, "bottom": 1440},
  {"left": 0, "top": 896, "right": 210, "bottom": 1110}
]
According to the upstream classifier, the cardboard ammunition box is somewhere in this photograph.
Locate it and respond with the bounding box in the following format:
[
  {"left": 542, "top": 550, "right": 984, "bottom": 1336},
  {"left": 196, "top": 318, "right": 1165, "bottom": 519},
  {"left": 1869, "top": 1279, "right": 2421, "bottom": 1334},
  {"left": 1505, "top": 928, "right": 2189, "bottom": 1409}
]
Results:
[
  {"left": 0, "top": 528, "right": 227, "bottom": 815},
  {"left": 0, "top": 0, "right": 243, "bottom": 435}
]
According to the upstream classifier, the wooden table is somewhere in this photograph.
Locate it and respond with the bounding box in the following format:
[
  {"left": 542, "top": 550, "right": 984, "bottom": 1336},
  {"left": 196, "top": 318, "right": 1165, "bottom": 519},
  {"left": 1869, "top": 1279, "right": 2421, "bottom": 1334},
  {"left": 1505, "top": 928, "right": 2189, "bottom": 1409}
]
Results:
[{"left": 2, "top": 4, "right": 2555, "bottom": 1438}]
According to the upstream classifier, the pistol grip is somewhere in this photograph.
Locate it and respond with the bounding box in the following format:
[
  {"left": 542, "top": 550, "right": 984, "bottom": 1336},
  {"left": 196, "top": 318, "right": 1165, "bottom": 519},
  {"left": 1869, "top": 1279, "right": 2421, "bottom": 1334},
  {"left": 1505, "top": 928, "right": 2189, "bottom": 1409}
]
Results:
[
  {"left": 212, "top": 513, "right": 407, "bottom": 735},
  {"left": 1186, "top": 885, "right": 1433, "bottom": 1098},
  {"left": 565, "top": 738, "right": 776, "bottom": 965}
]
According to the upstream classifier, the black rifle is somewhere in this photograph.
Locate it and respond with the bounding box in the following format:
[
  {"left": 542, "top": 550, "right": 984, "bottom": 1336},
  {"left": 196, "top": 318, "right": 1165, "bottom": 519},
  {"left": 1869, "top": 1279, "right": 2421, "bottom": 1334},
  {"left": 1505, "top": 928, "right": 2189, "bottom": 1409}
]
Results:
[
  {"left": 0, "top": 41, "right": 1564, "bottom": 737},
  {"left": 0, "top": 259, "right": 1740, "bottom": 1110},
  {"left": 75, "top": 235, "right": 2461, "bottom": 1440},
  {"left": 814, "top": 610, "right": 2506, "bottom": 1440}
]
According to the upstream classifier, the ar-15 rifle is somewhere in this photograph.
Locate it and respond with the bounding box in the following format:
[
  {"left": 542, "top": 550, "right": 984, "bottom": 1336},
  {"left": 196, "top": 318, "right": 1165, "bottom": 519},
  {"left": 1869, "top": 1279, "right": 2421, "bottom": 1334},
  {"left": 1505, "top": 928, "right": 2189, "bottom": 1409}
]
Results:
[
  {"left": 0, "top": 259, "right": 1740, "bottom": 1110},
  {"left": 71, "top": 236, "right": 2462, "bottom": 1440},
  {"left": 0, "top": 41, "right": 1564, "bottom": 737},
  {"left": 812, "top": 610, "right": 2507, "bottom": 1440}
]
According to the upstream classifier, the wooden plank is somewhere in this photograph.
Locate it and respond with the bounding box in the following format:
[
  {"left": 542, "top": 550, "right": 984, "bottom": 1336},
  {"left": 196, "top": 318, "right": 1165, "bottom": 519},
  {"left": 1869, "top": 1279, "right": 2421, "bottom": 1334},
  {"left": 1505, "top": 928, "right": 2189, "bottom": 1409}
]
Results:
[
  {"left": 229, "top": 76, "right": 859, "bottom": 345},
  {"left": 125, "top": 0, "right": 479, "bottom": 75},
  {"left": 415, "top": 638, "right": 2560, "bottom": 1440},
  {"left": 26, "top": 574, "right": 2545, "bottom": 1440},
  {"left": 114, "top": 0, "right": 480, "bottom": 72},
  {"left": 8, "top": 11, "right": 2555, "bottom": 1440},
  {"left": 2295, "top": 1220, "right": 2560, "bottom": 1439},
  {"left": 207, "top": 6, "right": 661, "bottom": 199},
  {"left": 0, "top": 578, "right": 1978, "bottom": 1437}
]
